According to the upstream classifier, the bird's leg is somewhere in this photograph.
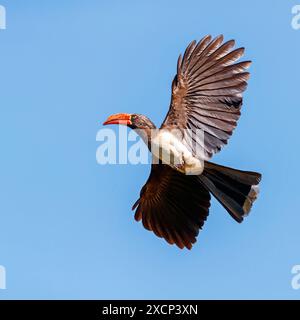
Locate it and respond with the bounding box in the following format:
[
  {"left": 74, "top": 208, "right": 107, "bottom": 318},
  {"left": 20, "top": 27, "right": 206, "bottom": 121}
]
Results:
[{"left": 173, "top": 163, "right": 186, "bottom": 174}]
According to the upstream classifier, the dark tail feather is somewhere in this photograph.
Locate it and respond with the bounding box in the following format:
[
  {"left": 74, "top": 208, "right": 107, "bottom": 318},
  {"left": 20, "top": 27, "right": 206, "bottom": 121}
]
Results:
[{"left": 199, "top": 161, "right": 262, "bottom": 223}]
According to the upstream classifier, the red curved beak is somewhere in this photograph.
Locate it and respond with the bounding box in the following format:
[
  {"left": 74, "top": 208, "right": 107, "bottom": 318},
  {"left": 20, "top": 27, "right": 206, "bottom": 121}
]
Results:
[{"left": 103, "top": 113, "right": 132, "bottom": 126}]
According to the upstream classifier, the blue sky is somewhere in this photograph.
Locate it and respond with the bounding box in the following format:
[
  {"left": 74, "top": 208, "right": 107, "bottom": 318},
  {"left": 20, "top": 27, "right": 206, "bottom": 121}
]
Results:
[{"left": 0, "top": 0, "right": 300, "bottom": 299}]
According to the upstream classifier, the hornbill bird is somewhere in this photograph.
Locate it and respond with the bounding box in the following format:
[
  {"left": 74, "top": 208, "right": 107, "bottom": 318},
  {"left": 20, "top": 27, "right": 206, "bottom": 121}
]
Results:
[{"left": 103, "top": 35, "right": 261, "bottom": 250}]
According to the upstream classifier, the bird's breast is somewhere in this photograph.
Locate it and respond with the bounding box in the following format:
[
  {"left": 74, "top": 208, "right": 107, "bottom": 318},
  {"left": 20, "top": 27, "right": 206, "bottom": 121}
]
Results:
[{"left": 150, "top": 130, "right": 204, "bottom": 175}]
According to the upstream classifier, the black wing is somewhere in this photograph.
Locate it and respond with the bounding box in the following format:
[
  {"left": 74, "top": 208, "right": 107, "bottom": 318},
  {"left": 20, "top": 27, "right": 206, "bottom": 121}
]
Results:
[
  {"left": 132, "top": 164, "right": 211, "bottom": 249},
  {"left": 161, "top": 35, "right": 251, "bottom": 159}
]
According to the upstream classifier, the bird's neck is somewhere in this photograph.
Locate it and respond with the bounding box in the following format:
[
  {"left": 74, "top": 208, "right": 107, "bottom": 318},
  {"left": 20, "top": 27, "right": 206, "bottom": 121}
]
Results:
[{"left": 135, "top": 126, "right": 156, "bottom": 150}]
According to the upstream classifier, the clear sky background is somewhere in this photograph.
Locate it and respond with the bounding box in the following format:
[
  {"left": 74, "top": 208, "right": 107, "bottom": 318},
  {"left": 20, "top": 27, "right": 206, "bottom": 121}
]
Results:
[{"left": 0, "top": 0, "right": 300, "bottom": 299}]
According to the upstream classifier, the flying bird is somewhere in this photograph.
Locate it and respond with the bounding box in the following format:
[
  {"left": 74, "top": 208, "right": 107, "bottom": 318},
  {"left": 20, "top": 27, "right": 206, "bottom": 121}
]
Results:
[{"left": 103, "top": 35, "right": 261, "bottom": 250}]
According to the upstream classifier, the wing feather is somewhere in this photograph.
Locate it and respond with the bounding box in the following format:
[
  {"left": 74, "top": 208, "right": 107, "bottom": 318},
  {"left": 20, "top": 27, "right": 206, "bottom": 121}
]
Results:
[
  {"left": 162, "top": 35, "right": 251, "bottom": 159},
  {"left": 132, "top": 164, "right": 211, "bottom": 250}
]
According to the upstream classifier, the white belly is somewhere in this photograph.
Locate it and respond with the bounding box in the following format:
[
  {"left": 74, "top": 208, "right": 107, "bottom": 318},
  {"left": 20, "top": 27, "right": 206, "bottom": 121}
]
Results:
[{"left": 151, "top": 130, "right": 204, "bottom": 175}]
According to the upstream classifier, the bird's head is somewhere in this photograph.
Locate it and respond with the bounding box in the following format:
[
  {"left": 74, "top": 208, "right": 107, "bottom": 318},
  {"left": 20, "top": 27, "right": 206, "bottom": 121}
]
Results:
[{"left": 103, "top": 113, "right": 155, "bottom": 130}]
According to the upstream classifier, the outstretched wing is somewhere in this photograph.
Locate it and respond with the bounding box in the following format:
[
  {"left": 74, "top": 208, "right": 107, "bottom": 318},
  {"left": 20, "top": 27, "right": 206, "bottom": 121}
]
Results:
[
  {"left": 132, "top": 164, "right": 211, "bottom": 249},
  {"left": 161, "top": 35, "right": 251, "bottom": 159}
]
